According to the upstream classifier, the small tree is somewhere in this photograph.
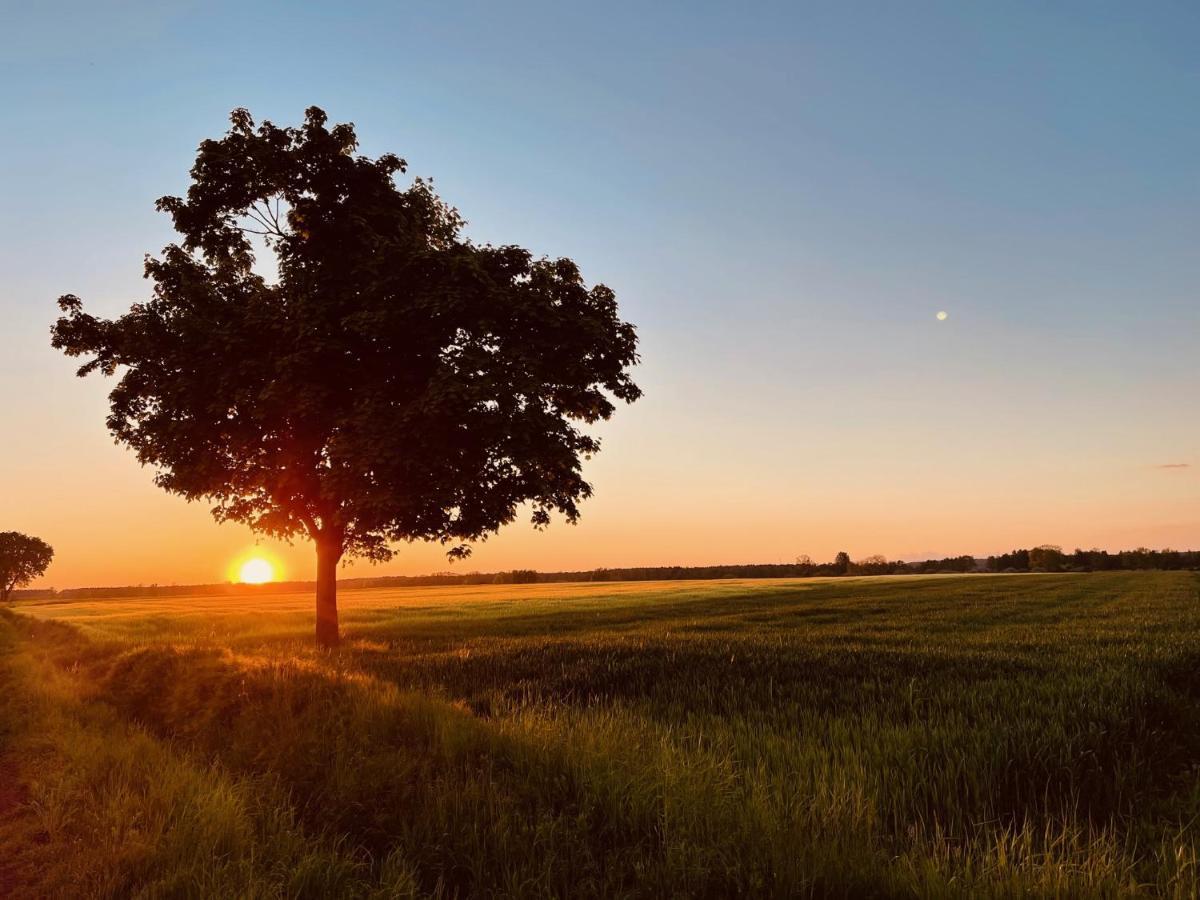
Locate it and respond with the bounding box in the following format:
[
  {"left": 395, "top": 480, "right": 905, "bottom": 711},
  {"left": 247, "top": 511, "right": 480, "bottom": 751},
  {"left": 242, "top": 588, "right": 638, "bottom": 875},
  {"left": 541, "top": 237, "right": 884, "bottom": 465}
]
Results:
[
  {"left": 0, "top": 533, "right": 54, "bottom": 603},
  {"left": 51, "top": 107, "right": 641, "bottom": 647},
  {"left": 853, "top": 554, "right": 890, "bottom": 575},
  {"left": 1028, "top": 545, "right": 1065, "bottom": 573},
  {"left": 832, "top": 551, "right": 852, "bottom": 576}
]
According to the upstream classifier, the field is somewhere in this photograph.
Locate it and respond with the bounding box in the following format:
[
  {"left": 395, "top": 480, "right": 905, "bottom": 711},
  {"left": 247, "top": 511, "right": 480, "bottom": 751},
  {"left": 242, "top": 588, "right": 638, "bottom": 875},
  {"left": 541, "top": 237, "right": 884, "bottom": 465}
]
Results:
[{"left": 1, "top": 572, "right": 1199, "bottom": 897}]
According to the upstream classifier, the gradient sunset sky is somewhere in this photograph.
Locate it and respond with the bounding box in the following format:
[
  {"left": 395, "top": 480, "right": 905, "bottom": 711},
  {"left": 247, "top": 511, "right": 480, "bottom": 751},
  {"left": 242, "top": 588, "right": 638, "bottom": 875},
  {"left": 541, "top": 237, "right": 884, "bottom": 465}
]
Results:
[{"left": 3, "top": 1, "right": 1198, "bottom": 589}]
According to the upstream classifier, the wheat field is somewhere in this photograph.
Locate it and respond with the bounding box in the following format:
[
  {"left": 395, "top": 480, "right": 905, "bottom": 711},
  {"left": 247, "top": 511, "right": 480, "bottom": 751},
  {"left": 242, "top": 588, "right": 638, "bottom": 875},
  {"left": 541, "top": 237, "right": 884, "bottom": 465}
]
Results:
[{"left": 1, "top": 572, "right": 1198, "bottom": 897}]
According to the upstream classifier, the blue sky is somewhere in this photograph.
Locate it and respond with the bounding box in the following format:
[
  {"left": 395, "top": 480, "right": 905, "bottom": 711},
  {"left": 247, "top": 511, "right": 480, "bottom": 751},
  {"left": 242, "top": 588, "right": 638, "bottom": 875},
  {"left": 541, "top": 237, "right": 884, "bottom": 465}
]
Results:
[{"left": 2, "top": 1, "right": 1198, "bottom": 586}]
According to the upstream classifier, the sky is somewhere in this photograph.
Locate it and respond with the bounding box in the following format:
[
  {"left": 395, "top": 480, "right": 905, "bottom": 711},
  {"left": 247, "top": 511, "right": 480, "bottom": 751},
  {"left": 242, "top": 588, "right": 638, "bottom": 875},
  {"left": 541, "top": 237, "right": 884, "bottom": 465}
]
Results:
[{"left": 2, "top": 1, "right": 1198, "bottom": 589}]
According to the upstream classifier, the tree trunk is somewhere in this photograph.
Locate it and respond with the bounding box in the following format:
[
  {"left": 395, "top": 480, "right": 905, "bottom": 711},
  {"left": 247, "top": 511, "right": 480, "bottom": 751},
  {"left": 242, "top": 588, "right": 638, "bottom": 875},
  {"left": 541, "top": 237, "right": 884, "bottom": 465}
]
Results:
[{"left": 315, "top": 539, "right": 342, "bottom": 649}]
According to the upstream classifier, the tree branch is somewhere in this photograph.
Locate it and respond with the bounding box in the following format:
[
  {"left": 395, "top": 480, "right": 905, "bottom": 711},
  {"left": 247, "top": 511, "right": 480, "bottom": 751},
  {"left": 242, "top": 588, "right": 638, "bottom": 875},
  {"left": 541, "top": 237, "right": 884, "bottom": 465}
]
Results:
[{"left": 298, "top": 512, "right": 320, "bottom": 542}]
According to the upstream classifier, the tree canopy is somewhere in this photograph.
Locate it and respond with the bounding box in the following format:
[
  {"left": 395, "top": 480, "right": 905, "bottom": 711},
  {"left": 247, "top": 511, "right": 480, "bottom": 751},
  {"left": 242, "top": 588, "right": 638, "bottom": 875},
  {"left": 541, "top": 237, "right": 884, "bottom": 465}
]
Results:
[
  {"left": 51, "top": 106, "right": 641, "bottom": 645},
  {"left": 0, "top": 532, "right": 54, "bottom": 603}
]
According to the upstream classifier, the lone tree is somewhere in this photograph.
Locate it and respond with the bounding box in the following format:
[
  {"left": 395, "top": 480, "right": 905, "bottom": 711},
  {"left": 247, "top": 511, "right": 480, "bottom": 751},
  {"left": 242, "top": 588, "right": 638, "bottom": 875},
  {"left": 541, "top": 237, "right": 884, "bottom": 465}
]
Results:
[
  {"left": 832, "top": 551, "right": 851, "bottom": 576},
  {"left": 0, "top": 532, "right": 54, "bottom": 603},
  {"left": 51, "top": 107, "right": 641, "bottom": 647}
]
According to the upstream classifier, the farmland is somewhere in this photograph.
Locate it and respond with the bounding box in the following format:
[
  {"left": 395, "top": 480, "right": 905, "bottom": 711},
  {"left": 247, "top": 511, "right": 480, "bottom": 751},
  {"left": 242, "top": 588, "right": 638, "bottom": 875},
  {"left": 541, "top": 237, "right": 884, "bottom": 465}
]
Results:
[{"left": 1, "top": 572, "right": 1199, "bottom": 897}]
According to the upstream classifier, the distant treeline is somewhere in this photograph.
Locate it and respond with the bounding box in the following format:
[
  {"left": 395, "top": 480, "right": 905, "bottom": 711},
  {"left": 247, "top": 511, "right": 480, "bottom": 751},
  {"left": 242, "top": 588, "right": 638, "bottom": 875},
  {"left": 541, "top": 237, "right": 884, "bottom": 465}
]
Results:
[
  {"left": 986, "top": 545, "right": 1200, "bottom": 573},
  {"left": 14, "top": 546, "right": 1198, "bottom": 601}
]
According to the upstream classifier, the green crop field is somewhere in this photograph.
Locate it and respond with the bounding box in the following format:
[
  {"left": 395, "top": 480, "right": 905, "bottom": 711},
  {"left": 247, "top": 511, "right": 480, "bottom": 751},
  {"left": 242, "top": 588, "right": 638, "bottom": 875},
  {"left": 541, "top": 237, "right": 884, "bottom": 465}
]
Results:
[{"left": 1, "top": 572, "right": 1199, "bottom": 897}]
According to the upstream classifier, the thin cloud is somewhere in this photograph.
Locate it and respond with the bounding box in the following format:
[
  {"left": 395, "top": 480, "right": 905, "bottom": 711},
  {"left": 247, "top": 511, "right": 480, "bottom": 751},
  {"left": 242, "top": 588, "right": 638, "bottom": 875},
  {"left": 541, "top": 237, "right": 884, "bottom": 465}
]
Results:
[{"left": 1155, "top": 463, "right": 1191, "bottom": 469}]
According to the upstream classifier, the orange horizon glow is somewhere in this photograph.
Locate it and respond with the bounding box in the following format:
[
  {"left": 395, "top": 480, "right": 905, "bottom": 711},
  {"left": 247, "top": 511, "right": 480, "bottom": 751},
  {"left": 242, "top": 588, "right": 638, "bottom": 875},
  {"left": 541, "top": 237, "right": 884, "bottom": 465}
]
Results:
[{"left": 12, "top": 459, "right": 1200, "bottom": 592}]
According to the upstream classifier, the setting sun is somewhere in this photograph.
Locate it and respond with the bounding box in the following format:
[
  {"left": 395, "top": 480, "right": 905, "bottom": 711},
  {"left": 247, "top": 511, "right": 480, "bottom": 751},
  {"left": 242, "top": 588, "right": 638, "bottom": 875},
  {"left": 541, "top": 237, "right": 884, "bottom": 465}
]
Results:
[{"left": 237, "top": 557, "right": 275, "bottom": 584}]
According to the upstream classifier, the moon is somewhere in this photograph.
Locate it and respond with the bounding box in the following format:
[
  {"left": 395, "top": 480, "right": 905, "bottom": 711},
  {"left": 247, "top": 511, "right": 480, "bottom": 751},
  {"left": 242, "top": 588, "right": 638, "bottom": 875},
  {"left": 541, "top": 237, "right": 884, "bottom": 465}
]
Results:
[{"left": 936, "top": 311, "right": 948, "bottom": 321}]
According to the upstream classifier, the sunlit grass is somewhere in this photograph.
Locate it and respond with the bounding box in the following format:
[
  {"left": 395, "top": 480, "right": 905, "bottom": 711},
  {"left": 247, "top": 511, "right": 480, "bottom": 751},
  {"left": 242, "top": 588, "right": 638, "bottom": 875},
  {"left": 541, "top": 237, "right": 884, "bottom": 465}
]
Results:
[{"left": 3, "top": 572, "right": 1199, "bottom": 897}]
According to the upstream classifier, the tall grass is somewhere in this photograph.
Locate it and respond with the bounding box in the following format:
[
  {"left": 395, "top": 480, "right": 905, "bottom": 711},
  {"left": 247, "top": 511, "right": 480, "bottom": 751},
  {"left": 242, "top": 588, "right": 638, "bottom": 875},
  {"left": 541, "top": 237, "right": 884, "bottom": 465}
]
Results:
[{"left": 2, "top": 572, "right": 1199, "bottom": 896}]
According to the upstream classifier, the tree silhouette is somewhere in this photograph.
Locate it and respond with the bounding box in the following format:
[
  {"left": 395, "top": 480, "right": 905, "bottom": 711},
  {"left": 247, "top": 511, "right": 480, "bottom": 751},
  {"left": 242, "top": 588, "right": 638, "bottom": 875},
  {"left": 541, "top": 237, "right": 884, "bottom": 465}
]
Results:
[
  {"left": 51, "top": 107, "right": 641, "bottom": 647},
  {"left": 0, "top": 532, "right": 54, "bottom": 603},
  {"left": 833, "top": 551, "right": 852, "bottom": 576},
  {"left": 1027, "top": 545, "right": 1065, "bottom": 573}
]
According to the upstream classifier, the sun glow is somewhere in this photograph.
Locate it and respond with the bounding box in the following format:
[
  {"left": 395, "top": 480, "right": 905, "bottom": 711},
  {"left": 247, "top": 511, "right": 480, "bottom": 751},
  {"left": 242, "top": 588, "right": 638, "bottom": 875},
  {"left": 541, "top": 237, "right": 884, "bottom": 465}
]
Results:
[{"left": 237, "top": 557, "right": 275, "bottom": 584}]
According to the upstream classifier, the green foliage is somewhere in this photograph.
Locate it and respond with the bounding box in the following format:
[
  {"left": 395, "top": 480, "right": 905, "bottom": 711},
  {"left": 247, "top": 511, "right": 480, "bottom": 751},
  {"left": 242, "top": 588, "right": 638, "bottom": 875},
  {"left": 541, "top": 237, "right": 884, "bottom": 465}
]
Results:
[
  {"left": 3, "top": 573, "right": 1200, "bottom": 896},
  {"left": 0, "top": 532, "right": 53, "bottom": 603}
]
